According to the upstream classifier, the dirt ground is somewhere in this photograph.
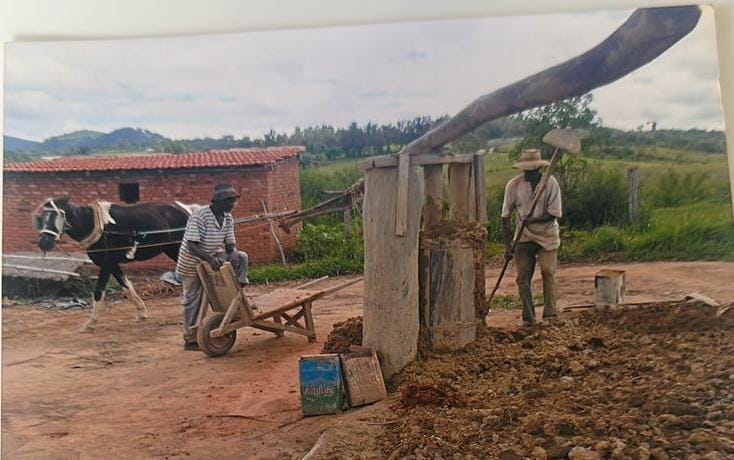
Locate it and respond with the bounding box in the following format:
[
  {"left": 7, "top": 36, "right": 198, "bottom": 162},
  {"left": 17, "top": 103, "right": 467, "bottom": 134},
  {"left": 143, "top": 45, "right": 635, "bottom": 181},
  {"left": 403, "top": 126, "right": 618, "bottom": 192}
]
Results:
[{"left": 3, "top": 261, "right": 734, "bottom": 459}]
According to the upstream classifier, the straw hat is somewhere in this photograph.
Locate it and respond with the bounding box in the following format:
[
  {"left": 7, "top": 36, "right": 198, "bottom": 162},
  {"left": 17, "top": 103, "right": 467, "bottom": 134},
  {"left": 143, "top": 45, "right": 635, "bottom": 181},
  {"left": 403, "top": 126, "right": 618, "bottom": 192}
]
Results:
[{"left": 513, "top": 149, "right": 551, "bottom": 170}]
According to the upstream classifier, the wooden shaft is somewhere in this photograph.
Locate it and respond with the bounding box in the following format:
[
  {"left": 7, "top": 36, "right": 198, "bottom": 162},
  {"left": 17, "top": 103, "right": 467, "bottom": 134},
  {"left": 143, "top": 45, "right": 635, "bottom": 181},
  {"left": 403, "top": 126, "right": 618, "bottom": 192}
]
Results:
[
  {"left": 396, "top": 8, "right": 699, "bottom": 157},
  {"left": 2, "top": 264, "right": 82, "bottom": 277},
  {"left": 262, "top": 200, "right": 286, "bottom": 265},
  {"left": 486, "top": 258, "right": 511, "bottom": 308}
]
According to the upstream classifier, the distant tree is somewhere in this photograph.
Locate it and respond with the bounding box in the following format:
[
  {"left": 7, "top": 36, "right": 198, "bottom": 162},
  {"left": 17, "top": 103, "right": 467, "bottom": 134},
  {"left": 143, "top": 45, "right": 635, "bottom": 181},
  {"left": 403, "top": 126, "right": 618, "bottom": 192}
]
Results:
[
  {"left": 164, "top": 140, "right": 185, "bottom": 154},
  {"left": 237, "top": 136, "right": 254, "bottom": 148},
  {"left": 511, "top": 93, "right": 600, "bottom": 160}
]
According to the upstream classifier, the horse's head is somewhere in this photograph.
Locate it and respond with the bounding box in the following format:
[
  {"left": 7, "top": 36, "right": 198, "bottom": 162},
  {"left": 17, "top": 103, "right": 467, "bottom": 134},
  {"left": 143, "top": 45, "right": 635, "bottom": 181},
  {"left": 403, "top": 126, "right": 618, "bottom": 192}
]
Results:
[{"left": 35, "top": 197, "right": 71, "bottom": 252}]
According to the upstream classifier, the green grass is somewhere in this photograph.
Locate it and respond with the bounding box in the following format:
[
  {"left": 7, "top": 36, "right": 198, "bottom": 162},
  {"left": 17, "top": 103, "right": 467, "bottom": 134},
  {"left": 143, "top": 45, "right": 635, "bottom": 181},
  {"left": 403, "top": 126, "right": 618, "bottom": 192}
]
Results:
[
  {"left": 308, "top": 157, "right": 362, "bottom": 173},
  {"left": 249, "top": 257, "right": 362, "bottom": 284},
  {"left": 489, "top": 294, "right": 544, "bottom": 310},
  {"left": 484, "top": 148, "right": 732, "bottom": 262},
  {"left": 294, "top": 148, "right": 732, "bottom": 275},
  {"left": 559, "top": 202, "right": 734, "bottom": 262}
]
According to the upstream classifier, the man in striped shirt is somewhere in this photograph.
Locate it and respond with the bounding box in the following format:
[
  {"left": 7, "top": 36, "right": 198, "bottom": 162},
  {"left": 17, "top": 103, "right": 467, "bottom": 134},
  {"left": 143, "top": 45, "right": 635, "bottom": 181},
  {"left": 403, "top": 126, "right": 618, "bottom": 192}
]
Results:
[{"left": 176, "top": 184, "right": 249, "bottom": 350}]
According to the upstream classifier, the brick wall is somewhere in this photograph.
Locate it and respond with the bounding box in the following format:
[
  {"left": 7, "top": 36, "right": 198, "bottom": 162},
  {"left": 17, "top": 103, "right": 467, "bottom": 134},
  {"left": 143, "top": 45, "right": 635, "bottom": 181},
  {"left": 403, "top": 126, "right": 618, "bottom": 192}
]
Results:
[{"left": 2, "top": 160, "right": 302, "bottom": 272}]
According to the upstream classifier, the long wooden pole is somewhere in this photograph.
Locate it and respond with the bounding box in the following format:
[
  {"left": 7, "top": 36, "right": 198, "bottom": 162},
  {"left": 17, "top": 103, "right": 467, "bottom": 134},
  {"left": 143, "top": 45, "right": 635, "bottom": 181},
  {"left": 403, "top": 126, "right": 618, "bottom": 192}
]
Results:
[
  {"left": 397, "top": 8, "right": 699, "bottom": 158},
  {"left": 3, "top": 264, "right": 82, "bottom": 277},
  {"left": 628, "top": 167, "right": 641, "bottom": 223},
  {"left": 391, "top": 7, "right": 700, "bottom": 236},
  {"left": 261, "top": 200, "right": 287, "bottom": 266}
]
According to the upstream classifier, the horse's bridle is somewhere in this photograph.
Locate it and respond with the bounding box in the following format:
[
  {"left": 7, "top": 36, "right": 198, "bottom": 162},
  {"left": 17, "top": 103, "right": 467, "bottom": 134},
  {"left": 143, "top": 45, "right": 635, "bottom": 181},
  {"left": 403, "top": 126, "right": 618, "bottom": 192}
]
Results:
[{"left": 35, "top": 199, "right": 70, "bottom": 241}]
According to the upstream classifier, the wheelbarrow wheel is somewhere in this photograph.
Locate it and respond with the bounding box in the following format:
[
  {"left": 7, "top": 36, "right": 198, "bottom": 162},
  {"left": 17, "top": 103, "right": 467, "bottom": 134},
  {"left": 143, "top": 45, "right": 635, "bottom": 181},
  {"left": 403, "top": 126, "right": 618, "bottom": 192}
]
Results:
[{"left": 198, "top": 312, "right": 237, "bottom": 357}]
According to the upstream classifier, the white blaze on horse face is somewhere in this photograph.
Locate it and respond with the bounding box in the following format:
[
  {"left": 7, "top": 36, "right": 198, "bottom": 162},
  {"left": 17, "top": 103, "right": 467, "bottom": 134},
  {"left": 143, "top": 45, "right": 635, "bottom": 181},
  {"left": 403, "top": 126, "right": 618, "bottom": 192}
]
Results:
[
  {"left": 35, "top": 199, "right": 68, "bottom": 242},
  {"left": 123, "top": 277, "right": 148, "bottom": 320}
]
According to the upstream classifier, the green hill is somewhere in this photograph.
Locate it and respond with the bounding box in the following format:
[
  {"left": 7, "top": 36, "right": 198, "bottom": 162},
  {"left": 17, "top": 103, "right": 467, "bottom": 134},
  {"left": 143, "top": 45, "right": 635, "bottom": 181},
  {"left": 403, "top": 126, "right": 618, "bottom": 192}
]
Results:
[{"left": 3, "top": 136, "right": 42, "bottom": 153}]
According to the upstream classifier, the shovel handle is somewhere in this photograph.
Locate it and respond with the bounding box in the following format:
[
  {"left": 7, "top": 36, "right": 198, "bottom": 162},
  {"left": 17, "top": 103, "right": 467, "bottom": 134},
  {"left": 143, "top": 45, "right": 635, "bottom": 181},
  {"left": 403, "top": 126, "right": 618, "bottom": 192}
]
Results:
[{"left": 487, "top": 257, "right": 511, "bottom": 307}]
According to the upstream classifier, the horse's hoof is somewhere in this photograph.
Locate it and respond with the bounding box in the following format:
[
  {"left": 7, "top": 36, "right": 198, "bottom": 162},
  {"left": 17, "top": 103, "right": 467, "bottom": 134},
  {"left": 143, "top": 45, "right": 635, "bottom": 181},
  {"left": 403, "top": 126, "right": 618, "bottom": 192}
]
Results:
[
  {"left": 79, "top": 323, "right": 96, "bottom": 333},
  {"left": 136, "top": 315, "right": 148, "bottom": 322}
]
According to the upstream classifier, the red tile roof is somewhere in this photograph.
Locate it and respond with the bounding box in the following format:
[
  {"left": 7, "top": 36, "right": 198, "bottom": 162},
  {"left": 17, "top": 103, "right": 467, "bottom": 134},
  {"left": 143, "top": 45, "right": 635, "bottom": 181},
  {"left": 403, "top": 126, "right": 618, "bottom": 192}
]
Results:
[{"left": 4, "top": 146, "right": 304, "bottom": 173}]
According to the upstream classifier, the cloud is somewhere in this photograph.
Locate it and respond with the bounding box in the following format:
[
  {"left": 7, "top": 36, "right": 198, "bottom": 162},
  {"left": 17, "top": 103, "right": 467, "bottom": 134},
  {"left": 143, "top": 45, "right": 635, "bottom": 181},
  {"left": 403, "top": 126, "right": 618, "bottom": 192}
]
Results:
[
  {"left": 3, "top": 6, "right": 724, "bottom": 141},
  {"left": 401, "top": 50, "right": 428, "bottom": 63}
]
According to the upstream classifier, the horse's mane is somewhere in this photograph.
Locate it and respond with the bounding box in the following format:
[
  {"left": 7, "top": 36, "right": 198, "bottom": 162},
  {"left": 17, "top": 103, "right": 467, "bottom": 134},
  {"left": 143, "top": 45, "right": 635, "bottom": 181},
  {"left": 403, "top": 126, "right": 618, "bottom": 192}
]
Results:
[
  {"left": 96, "top": 201, "right": 116, "bottom": 225},
  {"left": 174, "top": 201, "right": 206, "bottom": 216},
  {"left": 51, "top": 196, "right": 71, "bottom": 208}
]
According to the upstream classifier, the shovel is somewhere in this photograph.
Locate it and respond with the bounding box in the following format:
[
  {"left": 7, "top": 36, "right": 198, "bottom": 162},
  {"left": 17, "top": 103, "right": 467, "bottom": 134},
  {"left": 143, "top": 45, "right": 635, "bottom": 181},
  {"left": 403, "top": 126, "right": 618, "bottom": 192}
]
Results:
[{"left": 485, "top": 128, "right": 586, "bottom": 313}]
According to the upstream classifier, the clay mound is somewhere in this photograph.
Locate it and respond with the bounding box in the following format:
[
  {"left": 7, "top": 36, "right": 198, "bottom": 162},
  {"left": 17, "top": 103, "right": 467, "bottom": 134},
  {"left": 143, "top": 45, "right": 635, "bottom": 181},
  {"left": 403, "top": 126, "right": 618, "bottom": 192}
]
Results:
[
  {"left": 581, "top": 299, "right": 734, "bottom": 334},
  {"left": 382, "top": 300, "right": 734, "bottom": 459},
  {"left": 399, "top": 383, "right": 466, "bottom": 409},
  {"left": 321, "top": 316, "right": 363, "bottom": 353}
]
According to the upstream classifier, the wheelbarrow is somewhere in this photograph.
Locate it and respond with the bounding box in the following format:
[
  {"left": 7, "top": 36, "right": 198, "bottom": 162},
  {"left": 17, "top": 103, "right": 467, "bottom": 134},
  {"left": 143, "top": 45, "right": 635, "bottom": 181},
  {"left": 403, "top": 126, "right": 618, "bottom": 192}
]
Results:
[{"left": 194, "top": 262, "right": 362, "bottom": 357}]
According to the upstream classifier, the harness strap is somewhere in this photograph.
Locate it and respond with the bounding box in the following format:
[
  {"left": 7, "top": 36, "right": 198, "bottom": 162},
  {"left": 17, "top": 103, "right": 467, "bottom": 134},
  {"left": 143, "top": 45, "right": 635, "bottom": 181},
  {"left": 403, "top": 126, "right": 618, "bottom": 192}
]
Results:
[
  {"left": 36, "top": 199, "right": 67, "bottom": 241},
  {"left": 78, "top": 202, "right": 116, "bottom": 249}
]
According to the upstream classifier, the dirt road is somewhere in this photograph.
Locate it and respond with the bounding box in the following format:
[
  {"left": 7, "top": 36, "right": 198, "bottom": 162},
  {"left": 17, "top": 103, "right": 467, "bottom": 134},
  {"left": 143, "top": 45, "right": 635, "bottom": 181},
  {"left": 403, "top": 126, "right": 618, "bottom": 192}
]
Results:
[{"left": 3, "top": 262, "right": 734, "bottom": 459}]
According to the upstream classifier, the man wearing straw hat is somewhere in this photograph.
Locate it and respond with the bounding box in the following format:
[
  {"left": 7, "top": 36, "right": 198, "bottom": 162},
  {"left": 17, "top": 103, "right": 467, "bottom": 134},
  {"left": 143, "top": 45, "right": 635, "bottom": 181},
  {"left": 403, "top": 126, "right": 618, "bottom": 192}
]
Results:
[
  {"left": 501, "top": 149, "right": 562, "bottom": 326},
  {"left": 176, "top": 184, "right": 250, "bottom": 350}
]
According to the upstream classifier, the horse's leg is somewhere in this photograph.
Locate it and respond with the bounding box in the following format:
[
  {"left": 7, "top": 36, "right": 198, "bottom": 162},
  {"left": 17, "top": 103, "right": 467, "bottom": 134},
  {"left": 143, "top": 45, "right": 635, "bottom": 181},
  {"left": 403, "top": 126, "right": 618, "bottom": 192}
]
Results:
[
  {"left": 162, "top": 244, "right": 180, "bottom": 262},
  {"left": 111, "top": 265, "right": 148, "bottom": 321},
  {"left": 81, "top": 267, "right": 111, "bottom": 332}
]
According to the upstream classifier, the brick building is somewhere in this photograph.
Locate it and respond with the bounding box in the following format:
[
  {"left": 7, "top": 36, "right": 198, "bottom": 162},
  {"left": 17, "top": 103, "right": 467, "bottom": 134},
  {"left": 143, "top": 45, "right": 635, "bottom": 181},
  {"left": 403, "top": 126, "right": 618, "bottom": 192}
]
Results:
[{"left": 3, "top": 147, "right": 304, "bottom": 270}]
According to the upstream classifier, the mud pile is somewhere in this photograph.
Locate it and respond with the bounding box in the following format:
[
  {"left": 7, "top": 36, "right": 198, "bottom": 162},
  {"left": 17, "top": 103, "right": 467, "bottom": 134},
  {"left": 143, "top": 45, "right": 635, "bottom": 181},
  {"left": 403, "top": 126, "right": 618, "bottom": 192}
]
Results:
[
  {"left": 399, "top": 383, "right": 466, "bottom": 409},
  {"left": 135, "top": 280, "right": 178, "bottom": 300},
  {"left": 382, "top": 300, "right": 734, "bottom": 459},
  {"left": 322, "top": 316, "right": 363, "bottom": 353}
]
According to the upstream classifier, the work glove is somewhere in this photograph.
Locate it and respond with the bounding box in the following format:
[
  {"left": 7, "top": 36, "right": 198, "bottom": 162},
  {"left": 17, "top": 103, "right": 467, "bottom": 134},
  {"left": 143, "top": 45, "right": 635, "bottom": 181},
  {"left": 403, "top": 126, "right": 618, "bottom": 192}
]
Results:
[
  {"left": 504, "top": 247, "right": 514, "bottom": 262},
  {"left": 209, "top": 255, "right": 226, "bottom": 271}
]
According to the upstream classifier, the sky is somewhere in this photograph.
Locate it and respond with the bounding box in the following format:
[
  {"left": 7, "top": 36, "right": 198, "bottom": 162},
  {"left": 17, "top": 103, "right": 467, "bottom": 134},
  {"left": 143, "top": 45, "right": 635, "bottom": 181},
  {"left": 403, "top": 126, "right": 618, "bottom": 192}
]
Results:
[{"left": 3, "top": 5, "right": 724, "bottom": 142}]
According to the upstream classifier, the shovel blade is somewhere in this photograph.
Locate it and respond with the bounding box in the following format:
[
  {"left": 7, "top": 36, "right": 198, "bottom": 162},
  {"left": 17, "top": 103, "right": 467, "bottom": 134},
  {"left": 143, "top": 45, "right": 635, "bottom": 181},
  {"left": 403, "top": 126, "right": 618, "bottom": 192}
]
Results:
[{"left": 542, "top": 128, "right": 587, "bottom": 154}]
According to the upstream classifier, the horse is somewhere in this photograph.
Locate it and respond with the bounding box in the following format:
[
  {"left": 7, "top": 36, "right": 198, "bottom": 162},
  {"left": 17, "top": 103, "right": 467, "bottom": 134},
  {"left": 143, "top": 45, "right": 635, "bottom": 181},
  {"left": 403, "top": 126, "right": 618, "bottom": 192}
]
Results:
[{"left": 35, "top": 196, "right": 197, "bottom": 332}]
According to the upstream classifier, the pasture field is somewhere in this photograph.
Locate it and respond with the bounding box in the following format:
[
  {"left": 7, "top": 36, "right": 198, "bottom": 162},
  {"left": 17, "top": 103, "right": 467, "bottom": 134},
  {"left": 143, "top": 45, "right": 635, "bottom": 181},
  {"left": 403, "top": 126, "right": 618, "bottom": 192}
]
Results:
[{"left": 303, "top": 147, "right": 733, "bottom": 267}]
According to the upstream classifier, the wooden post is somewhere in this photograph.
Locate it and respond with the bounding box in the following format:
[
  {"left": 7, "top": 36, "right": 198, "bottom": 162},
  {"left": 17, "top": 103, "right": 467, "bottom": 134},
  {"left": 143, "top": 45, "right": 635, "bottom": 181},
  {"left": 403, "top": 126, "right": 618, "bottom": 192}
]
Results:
[
  {"left": 362, "top": 162, "right": 423, "bottom": 379},
  {"left": 343, "top": 207, "right": 353, "bottom": 240},
  {"left": 423, "top": 164, "right": 444, "bottom": 226},
  {"left": 474, "top": 153, "right": 487, "bottom": 224},
  {"left": 262, "top": 200, "right": 287, "bottom": 265},
  {"left": 421, "top": 238, "right": 477, "bottom": 352},
  {"left": 473, "top": 152, "right": 488, "bottom": 321},
  {"left": 628, "top": 167, "right": 640, "bottom": 223},
  {"left": 448, "top": 163, "right": 472, "bottom": 221},
  {"left": 303, "top": 301, "right": 316, "bottom": 343},
  {"left": 394, "top": 153, "right": 410, "bottom": 236},
  {"left": 419, "top": 160, "right": 484, "bottom": 352},
  {"left": 273, "top": 313, "right": 285, "bottom": 337}
]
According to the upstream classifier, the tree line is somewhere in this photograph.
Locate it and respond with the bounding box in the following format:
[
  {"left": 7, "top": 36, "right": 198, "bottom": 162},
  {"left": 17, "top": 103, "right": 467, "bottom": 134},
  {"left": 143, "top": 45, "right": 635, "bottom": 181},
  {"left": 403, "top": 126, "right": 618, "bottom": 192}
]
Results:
[
  {"left": 163, "top": 116, "right": 528, "bottom": 163},
  {"left": 5, "top": 93, "right": 725, "bottom": 165}
]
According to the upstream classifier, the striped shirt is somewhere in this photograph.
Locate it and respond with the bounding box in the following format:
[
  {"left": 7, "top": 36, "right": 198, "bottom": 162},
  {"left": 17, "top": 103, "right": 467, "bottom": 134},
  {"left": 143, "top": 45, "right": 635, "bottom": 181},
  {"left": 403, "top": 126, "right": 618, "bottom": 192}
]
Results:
[{"left": 175, "top": 206, "right": 236, "bottom": 277}]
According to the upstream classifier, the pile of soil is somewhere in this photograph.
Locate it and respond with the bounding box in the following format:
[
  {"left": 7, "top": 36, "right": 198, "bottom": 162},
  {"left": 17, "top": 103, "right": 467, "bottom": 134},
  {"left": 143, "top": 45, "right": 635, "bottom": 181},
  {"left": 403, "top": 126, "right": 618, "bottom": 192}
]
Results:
[
  {"left": 135, "top": 280, "right": 178, "bottom": 300},
  {"left": 399, "top": 383, "right": 466, "bottom": 409},
  {"left": 322, "top": 316, "right": 363, "bottom": 353},
  {"left": 381, "top": 300, "right": 734, "bottom": 459}
]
